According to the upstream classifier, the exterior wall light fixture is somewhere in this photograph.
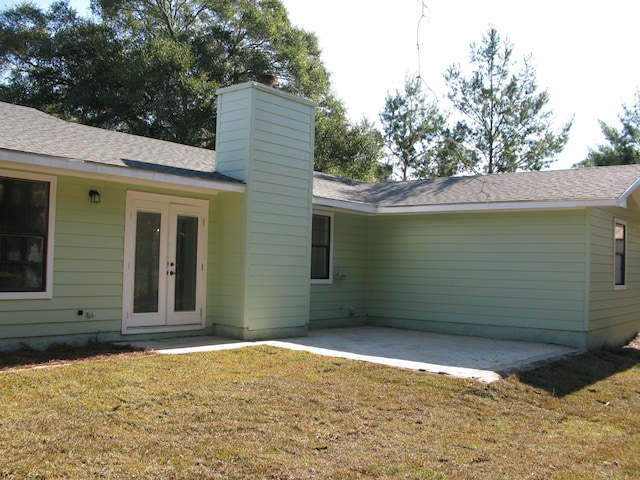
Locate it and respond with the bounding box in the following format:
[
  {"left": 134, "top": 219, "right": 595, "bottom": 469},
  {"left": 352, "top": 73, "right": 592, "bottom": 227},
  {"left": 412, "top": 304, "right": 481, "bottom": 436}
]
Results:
[{"left": 89, "top": 189, "right": 101, "bottom": 204}]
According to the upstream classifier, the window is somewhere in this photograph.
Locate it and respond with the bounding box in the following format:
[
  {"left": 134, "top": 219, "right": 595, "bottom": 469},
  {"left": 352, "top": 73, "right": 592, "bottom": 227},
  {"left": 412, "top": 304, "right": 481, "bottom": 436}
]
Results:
[
  {"left": 311, "top": 212, "right": 332, "bottom": 283},
  {"left": 0, "top": 171, "right": 55, "bottom": 299},
  {"left": 614, "top": 219, "right": 626, "bottom": 288}
]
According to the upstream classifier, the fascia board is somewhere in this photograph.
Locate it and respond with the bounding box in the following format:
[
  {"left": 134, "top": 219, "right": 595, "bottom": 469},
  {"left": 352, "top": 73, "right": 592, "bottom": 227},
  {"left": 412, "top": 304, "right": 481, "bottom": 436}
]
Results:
[
  {"left": 615, "top": 177, "right": 640, "bottom": 207},
  {"left": 0, "top": 149, "right": 245, "bottom": 194},
  {"left": 312, "top": 196, "right": 622, "bottom": 215},
  {"left": 312, "top": 196, "right": 376, "bottom": 214},
  {"left": 374, "top": 200, "right": 619, "bottom": 215}
]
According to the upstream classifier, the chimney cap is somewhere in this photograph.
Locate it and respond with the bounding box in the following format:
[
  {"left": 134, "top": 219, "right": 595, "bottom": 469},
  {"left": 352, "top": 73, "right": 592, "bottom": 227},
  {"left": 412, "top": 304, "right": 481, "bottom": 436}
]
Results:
[{"left": 255, "top": 74, "right": 276, "bottom": 87}]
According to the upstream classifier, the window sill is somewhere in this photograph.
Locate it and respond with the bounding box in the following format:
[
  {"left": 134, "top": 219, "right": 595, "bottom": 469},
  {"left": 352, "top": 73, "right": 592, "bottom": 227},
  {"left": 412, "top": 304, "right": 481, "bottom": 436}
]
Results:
[{"left": 0, "top": 291, "right": 52, "bottom": 300}]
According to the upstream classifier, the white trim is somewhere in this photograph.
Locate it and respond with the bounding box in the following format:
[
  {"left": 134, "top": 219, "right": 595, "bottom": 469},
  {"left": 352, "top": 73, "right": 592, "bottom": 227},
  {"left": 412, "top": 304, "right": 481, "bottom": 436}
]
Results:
[
  {"left": 582, "top": 208, "right": 592, "bottom": 331},
  {"left": 613, "top": 218, "right": 627, "bottom": 290},
  {"left": 0, "top": 150, "right": 245, "bottom": 195},
  {"left": 310, "top": 210, "right": 334, "bottom": 285},
  {"left": 0, "top": 169, "right": 56, "bottom": 300},
  {"left": 375, "top": 200, "right": 620, "bottom": 215},
  {"left": 217, "top": 81, "right": 317, "bottom": 108},
  {"left": 313, "top": 196, "right": 622, "bottom": 215},
  {"left": 616, "top": 177, "right": 640, "bottom": 207},
  {"left": 121, "top": 323, "right": 209, "bottom": 335},
  {"left": 313, "top": 197, "right": 376, "bottom": 214},
  {"left": 125, "top": 190, "right": 211, "bottom": 208}
]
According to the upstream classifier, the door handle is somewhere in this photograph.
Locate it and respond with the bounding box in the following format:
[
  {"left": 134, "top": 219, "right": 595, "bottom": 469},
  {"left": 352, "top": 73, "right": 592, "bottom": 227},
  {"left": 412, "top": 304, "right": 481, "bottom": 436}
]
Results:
[{"left": 168, "top": 270, "right": 175, "bottom": 276}]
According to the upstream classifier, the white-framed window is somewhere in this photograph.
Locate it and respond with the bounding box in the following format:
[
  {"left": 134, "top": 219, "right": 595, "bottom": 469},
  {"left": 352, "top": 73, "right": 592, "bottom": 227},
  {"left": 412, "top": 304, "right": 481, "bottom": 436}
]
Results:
[
  {"left": 311, "top": 211, "right": 333, "bottom": 284},
  {"left": 0, "top": 170, "right": 56, "bottom": 299},
  {"left": 614, "top": 218, "right": 627, "bottom": 289}
]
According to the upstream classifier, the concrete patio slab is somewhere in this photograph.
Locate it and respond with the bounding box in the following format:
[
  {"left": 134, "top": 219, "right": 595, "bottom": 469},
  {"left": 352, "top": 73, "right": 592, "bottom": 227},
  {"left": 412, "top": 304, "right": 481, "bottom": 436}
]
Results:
[{"left": 124, "top": 326, "right": 583, "bottom": 383}]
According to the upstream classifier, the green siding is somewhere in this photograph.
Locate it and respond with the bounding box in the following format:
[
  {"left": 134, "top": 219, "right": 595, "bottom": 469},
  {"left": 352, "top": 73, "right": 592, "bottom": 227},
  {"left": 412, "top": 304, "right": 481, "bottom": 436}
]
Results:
[
  {"left": 0, "top": 176, "right": 126, "bottom": 348},
  {"left": 588, "top": 205, "right": 640, "bottom": 347},
  {"left": 214, "top": 93, "right": 251, "bottom": 180},
  {"left": 215, "top": 83, "right": 315, "bottom": 339},
  {"left": 0, "top": 172, "right": 224, "bottom": 350},
  {"left": 367, "top": 211, "right": 589, "bottom": 345},
  {"left": 212, "top": 192, "right": 247, "bottom": 337},
  {"left": 310, "top": 212, "right": 369, "bottom": 328},
  {"left": 244, "top": 87, "right": 314, "bottom": 335},
  {"left": 309, "top": 209, "right": 592, "bottom": 346},
  {"left": 25, "top": 83, "right": 593, "bottom": 349}
]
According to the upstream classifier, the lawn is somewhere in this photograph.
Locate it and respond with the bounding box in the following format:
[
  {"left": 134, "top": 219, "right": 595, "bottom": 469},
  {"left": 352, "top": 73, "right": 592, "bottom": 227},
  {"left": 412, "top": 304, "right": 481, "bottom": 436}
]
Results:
[{"left": 0, "top": 340, "right": 638, "bottom": 479}]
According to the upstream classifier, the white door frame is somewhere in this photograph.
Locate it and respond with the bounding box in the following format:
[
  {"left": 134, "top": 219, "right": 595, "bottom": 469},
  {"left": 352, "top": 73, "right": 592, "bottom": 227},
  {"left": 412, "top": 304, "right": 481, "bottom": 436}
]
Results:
[{"left": 122, "top": 191, "right": 209, "bottom": 334}]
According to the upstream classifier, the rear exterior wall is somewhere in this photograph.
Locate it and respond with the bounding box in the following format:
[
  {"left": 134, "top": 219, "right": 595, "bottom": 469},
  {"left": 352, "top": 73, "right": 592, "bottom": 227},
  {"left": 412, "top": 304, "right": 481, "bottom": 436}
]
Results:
[
  {"left": 309, "top": 208, "right": 594, "bottom": 347},
  {"left": 587, "top": 203, "right": 640, "bottom": 347},
  {"left": 0, "top": 170, "right": 225, "bottom": 351},
  {"left": 309, "top": 211, "right": 369, "bottom": 329},
  {"left": 365, "top": 210, "right": 590, "bottom": 346}
]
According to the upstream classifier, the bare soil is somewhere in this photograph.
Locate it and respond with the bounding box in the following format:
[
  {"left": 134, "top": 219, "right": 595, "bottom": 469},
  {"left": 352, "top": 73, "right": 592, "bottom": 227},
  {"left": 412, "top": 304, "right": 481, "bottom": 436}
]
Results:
[{"left": 0, "top": 341, "right": 155, "bottom": 372}]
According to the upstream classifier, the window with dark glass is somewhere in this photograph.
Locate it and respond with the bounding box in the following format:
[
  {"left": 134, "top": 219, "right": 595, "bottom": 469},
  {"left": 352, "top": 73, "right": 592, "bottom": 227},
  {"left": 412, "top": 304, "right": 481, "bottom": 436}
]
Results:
[
  {"left": 0, "top": 177, "right": 50, "bottom": 292},
  {"left": 311, "top": 214, "right": 331, "bottom": 280},
  {"left": 615, "top": 221, "right": 626, "bottom": 287}
]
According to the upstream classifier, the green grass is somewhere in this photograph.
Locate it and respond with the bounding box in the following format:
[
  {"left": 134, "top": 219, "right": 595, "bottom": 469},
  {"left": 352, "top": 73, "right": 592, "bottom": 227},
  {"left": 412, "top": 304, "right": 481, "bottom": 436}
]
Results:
[{"left": 1, "top": 344, "right": 639, "bottom": 479}]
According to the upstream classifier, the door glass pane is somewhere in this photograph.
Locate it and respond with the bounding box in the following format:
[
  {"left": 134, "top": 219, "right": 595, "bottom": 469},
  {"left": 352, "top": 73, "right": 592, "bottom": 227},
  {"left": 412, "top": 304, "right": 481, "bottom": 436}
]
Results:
[
  {"left": 134, "top": 212, "right": 161, "bottom": 313},
  {"left": 174, "top": 215, "right": 198, "bottom": 312}
]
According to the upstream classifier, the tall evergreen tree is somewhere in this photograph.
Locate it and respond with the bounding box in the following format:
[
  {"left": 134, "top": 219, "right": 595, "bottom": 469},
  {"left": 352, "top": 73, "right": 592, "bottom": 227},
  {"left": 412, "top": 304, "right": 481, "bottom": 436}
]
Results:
[
  {"left": 575, "top": 90, "right": 640, "bottom": 167},
  {"left": 444, "top": 27, "right": 572, "bottom": 174},
  {"left": 380, "top": 75, "right": 451, "bottom": 180}
]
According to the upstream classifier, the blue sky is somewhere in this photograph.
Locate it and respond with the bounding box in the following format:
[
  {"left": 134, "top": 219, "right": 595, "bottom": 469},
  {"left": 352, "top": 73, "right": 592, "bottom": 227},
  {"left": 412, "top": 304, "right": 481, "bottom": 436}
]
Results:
[{"left": 2, "top": 0, "right": 639, "bottom": 169}]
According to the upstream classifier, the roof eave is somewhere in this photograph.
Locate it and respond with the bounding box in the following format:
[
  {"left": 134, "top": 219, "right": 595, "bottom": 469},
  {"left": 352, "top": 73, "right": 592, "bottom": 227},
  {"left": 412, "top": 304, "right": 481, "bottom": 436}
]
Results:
[
  {"left": 312, "top": 196, "right": 376, "bottom": 214},
  {"left": 0, "top": 149, "right": 245, "bottom": 194},
  {"left": 312, "top": 197, "right": 624, "bottom": 214},
  {"left": 375, "top": 199, "right": 623, "bottom": 215},
  {"left": 615, "top": 176, "right": 640, "bottom": 208}
]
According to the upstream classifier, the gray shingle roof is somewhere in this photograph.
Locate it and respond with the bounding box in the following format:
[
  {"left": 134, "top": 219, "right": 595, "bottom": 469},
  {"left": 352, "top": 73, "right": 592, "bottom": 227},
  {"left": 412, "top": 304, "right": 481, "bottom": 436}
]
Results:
[
  {"left": 3, "top": 101, "right": 639, "bottom": 210},
  {"left": 312, "top": 172, "right": 370, "bottom": 205},
  {"left": 0, "top": 101, "right": 239, "bottom": 183},
  {"left": 313, "top": 165, "right": 640, "bottom": 210}
]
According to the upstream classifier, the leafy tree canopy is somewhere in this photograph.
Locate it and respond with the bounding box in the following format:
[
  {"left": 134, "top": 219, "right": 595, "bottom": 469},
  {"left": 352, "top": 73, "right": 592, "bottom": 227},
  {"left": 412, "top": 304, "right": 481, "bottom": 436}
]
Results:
[
  {"left": 315, "top": 93, "right": 387, "bottom": 182},
  {"left": 575, "top": 90, "right": 640, "bottom": 167},
  {"left": 0, "top": 0, "right": 384, "bottom": 180},
  {"left": 444, "top": 27, "right": 572, "bottom": 174}
]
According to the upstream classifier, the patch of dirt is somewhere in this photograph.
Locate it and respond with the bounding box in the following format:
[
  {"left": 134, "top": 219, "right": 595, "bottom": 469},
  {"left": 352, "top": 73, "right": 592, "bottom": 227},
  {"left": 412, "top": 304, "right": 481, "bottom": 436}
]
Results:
[
  {"left": 606, "top": 333, "right": 640, "bottom": 359},
  {"left": 623, "top": 334, "right": 640, "bottom": 351},
  {"left": 0, "top": 342, "right": 155, "bottom": 372}
]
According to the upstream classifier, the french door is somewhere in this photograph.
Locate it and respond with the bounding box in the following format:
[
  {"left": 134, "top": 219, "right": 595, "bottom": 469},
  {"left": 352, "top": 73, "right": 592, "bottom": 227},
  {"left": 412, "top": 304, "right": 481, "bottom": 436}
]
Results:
[{"left": 122, "top": 192, "right": 208, "bottom": 333}]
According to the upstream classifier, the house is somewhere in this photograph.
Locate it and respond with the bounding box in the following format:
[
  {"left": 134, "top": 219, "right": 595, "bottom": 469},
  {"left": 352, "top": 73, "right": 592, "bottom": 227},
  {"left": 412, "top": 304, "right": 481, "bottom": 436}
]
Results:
[{"left": 0, "top": 81, "right": 639, "bottom": 351}]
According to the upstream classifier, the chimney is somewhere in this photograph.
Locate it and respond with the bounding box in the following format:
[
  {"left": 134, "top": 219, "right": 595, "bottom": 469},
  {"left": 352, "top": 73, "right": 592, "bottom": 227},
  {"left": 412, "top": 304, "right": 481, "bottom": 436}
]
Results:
[{"left": 214, "top": 82, "right": 317, "bottom": 340}]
